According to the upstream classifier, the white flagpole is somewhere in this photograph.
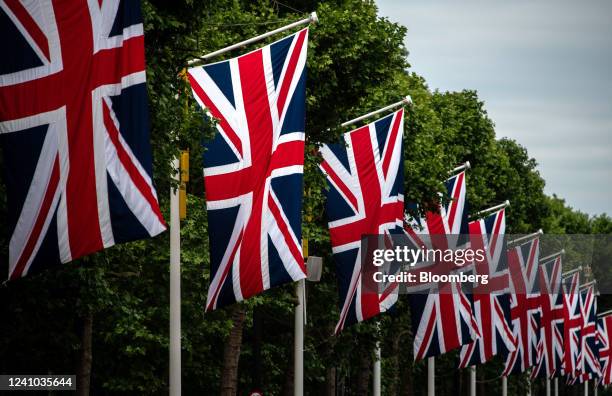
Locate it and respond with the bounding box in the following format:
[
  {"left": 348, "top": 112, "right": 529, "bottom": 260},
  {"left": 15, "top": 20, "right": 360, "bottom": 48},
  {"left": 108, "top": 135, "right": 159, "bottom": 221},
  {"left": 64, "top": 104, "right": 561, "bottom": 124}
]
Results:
[
  {"left": 451, "top": 161, "right": 471, "bottom": 175},
  {"left": 554, "top": 378, "right": 559, "bottom": 396},
  {"left": 471, "top": 200, "right": 510, "bottom": 219},
  {"left": 340, "top": 96, "right": 412, "bottom": 127},
  {"left": 373, "top": 342, "right": 381, "bottom": 396},
  {"left": 502, "top": 376, "right": 508, "bottom": 396},
  {"left": 294, "top": 278, "right": 305, "bottom": 396},
  {"left": 585, "top": 380, "right": 589, "bottom": 396},
  {"left": 428, "top": 357, "right": 435, "bottom": 396},
  {"left": 469, "top": 366, "right": 476, "bottom": 396},
  {"left": 188, "top": 12, "right": 318, "bottom": 66},
  {"left": 170, "top": 157, "right": 181, "bottom": 396},
  {"left": 546, "top": 379, "right": 551, "bottom": 396}
]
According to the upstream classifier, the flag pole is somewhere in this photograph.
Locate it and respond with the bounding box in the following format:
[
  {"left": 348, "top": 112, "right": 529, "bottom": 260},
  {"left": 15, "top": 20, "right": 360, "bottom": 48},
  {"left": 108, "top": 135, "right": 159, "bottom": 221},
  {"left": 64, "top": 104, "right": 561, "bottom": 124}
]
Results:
[
  {"left": 508, "top": 229, "right": 543, "bottom": 246},
  {"left": 585, "top": 380, "right": 589, "bottom": 396},
  {"left": 562, "top": 266, "right": 583, "bottom": 278},
  {"left": 373, "top": 338, "right": 381, "bottom": 396},
  {"left": 546, "top": 379, "right": 551, "bottom": 396},
  {"left": 539, "top": 249, "right": 565, "bottom": 263},
  {"left": 502, "top": 376, "right": 507, "bottom": 396},
  {"left": 471, "top": 200, "right": 510, "bottom": 219},
  {"left": 187, "top": 12, "right": 318, "bottom": 66},
  {"left": 554, "top": 378, "right": 558, "bottom": 396},
  {"left": 580, "top": 280, "right": 597, "bottom": 290},
  {"left": 170, "top": 157, "right": 181, "bottom": 396},
  {"left": 294, "top": 278, "right": 305, "bottom": 396},
  {"left": 451, "top": 161, "right": 471, "bottom": 175},
  {"left": 428, "top": 357, "right": 435, "bottom": 396},
  {"left": 340, "top": 96, "right": 412, "bottom": 127},
  {"left": 598, "top": 309, "right": 612, "bottom": 317},
  {"left": 469, "top": 366, "right": 476, "bottom": 396}
]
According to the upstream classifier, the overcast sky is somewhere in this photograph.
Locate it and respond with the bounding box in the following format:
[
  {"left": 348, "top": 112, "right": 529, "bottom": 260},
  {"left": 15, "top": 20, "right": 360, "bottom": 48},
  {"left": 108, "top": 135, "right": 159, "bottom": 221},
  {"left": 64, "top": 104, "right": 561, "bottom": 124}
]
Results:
[{"left": 376, "top": 0, "right": 612, "bottom": 216}]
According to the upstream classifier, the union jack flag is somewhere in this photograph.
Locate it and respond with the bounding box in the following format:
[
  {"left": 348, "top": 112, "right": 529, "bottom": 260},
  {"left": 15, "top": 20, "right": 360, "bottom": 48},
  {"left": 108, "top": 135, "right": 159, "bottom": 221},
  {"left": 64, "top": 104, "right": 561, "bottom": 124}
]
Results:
[
  {"left": 571, "top": 285, "right": 600, "bottom": 383},
  {"left": 503, "top": 236, "right": 541, "bottom": 376},
  {"left": 320, "top": 108, "right": 405, "bottom": 334},
  {"left": 458, "top": 208, "right": 516, "bottom": 368},
  {"left": 531, "top": 256, "right": 564, "bottom": 379},
  {"left": 187, "top": 29, "right": 309, "bottom": 311},
  {"left": 0, "top": 0, "right": 166, "bottom": 279},
  {"left": 597, "top": 314, "right": 612, "bottom": 386},
  {"left": 561, "top": 272, "right": 582, "bottom": 377},
  {"left": 405, "top": 171, "right": 479, "bottom": 360}
]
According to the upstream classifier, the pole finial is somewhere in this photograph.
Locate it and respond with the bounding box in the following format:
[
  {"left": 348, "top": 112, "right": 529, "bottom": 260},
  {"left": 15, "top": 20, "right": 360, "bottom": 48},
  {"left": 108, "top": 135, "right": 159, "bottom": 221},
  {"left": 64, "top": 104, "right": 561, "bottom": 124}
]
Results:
[{"left": 310, "top": 12, "right": 319, "bottom": 24}]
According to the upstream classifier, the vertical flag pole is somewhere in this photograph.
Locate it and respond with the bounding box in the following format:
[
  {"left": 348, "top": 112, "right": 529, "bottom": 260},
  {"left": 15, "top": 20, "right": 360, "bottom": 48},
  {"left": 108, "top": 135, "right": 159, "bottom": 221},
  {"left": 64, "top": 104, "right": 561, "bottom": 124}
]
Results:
[
  {"left": 546, "top": 379, "right": 550, "bottom": 396},
  {"left": 294, "top": 278, "right": 305, "bottom": 396},
  {"left": 170, "top": 157, "right": 181, "bottom": 396},
  {"left": 585, "top": 380, "right": 589, "bottom": 396},
  {"left": 427, "top": 357, "right": 435, "bottom": 396},
  {"left": 502, "top": 376, "right": 507, "bottom": 396},
  {"left": 373, "top": 339, "right": 381, "bottom": 396},
  {"left": 554, "top": 378, "right": 558, "bottom": 396},
  {"left": 469, "top": 366, "right": 476, "bottom": 396}
]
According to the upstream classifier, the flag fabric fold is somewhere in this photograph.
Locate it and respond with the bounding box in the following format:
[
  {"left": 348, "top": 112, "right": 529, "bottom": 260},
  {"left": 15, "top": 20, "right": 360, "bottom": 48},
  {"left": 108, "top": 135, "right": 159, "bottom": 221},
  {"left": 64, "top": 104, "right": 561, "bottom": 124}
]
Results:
[
  {"left": 459, "top": 208, "right": 516, "bottom": 368},
  {"left": 561, "top": 272, "right": 582, "bottom": 377},
  {"left": 597, "top": 314, "right": 612, "bottom": 386},
  {"left": 187, "top": 29, "right": 309, "bottom": 311},
  {"left": 531, "top": 256, "right": 564, "bottom": 379},
  {"left": 405, "top": 171, "right": 480, "bottom": 360},
  {"left": 320, "top": 108, "right": 406, "bottom": 333},
  {"left": 503, "top": 236, "right": 541, "bottom": 376},
  {"left": 0, "top": 0, "right": 166, "bottom": 280}
]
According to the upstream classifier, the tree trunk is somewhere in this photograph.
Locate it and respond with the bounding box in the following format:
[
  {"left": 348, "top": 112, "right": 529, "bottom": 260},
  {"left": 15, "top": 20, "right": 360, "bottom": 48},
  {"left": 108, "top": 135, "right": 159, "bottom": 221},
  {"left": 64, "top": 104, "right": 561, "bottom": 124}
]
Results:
[
  {"left": 399, "top": 359, "right": 414, "bottom": 396},
  {"left": 252, "top": 307, "right": 263, "bottom": 391},
  {"left": 76, "top": 313, "right": 93, "bottom": 396},
  {"left": 326, "top": 366, "right": 336, "bottom": 396},
  {"left": 355, "top": 349, "right": 371, "bottom": 396},
  {"left": 282, "top": 358, "right": 294, "bottom": 396},
  {"left": 220, "top": 305, "right": 246, "bottom": 396}
]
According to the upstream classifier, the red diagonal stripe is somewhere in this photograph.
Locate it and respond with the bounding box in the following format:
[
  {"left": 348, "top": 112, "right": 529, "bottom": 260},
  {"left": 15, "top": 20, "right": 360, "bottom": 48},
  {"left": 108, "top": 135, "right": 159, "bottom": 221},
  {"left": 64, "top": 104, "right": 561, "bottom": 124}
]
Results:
[
  {"left": 320, "top": 160, "right": 358, "bottom": 211},
  {"left": 268, "top": 193, "right": 305, "bottom": 274},
  {"left": 276, "top": 29, "right": 307, "bottom": 117},
  {"left": 5, "top": 0, "right": 50, "bottom": 62},
  {"left": 10, "top": 156, "right": 60, "bottom": 280},
  {"left": 381, "top": 108, "right": 403, "bottom": 178},
  {"left": 103, "top": 101, "right": 166, "bottom": 226},
  {"left": 188, "top": 71, "right": 243, "bottom": 156}
]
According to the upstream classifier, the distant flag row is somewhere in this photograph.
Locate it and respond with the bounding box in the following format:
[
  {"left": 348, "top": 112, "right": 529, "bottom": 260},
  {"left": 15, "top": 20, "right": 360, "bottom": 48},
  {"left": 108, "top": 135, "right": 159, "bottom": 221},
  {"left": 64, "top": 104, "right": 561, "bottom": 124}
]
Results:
[{"left": 4, "top": 6, "right": 612, "bottom": 389}]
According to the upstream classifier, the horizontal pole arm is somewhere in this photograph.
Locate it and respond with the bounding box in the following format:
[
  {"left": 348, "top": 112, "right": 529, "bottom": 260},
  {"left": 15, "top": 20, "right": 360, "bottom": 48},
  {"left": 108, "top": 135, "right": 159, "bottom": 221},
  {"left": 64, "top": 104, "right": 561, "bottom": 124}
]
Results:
[
  {"left": 451, "top": 161, "right": 471, "bottom": 174},
  {"left": 188, "top": 12, "right": 318, "bottom": 66},
  {"left": 580, "top": 280, "right": 596, "bottom": 290},
  {"left": 598, "top": 309, "right": 612, "bottom": 318},
  {"left": 539, "top": 249, "right": 565, "bottom": 263},
  {"left": 341, "top": 96, "right": 412, "bottom": 128},
  {"left": 562, "top": 266, "right": 583, "bottom": 278},
  {"left": 508, "top": 229, "right": 543, "bottom": 245},
  {"left": 471, "top": 200, "right": 510, "bottom": 219}
]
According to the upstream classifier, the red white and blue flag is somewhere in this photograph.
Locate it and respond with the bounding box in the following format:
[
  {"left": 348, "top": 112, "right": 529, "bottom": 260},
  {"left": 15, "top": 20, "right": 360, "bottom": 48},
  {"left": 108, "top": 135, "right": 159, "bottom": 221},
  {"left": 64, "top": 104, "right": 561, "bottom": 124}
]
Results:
[
  {"left": 531, "top": 256, "right": 564, "bottom": 379},
  {"left": 597, "top": 314, "right": 612, "bottom": 386},
  {"left": 320, "top": 108, "right": 405, "bottom": 334},
  {"left": 187, "top": 29, "right": 309, "bottom": 311},
  {"left": 459, "top": 208, "right": 516, "bottom": 368},
  {"left": 0, "top": 0, "right": 166, "bottom": 279},
  {"left": 561, "top": 272, "right": 582, "bottom": 377},
  {"left": 405, "top": 171, "right": 480, "bottom": 360},
  {"left": 502, "top": 236, "right": 541, "bottom": 376},
  {"left": 571, "top": 285, "right": 600, "bottom": 383}
]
